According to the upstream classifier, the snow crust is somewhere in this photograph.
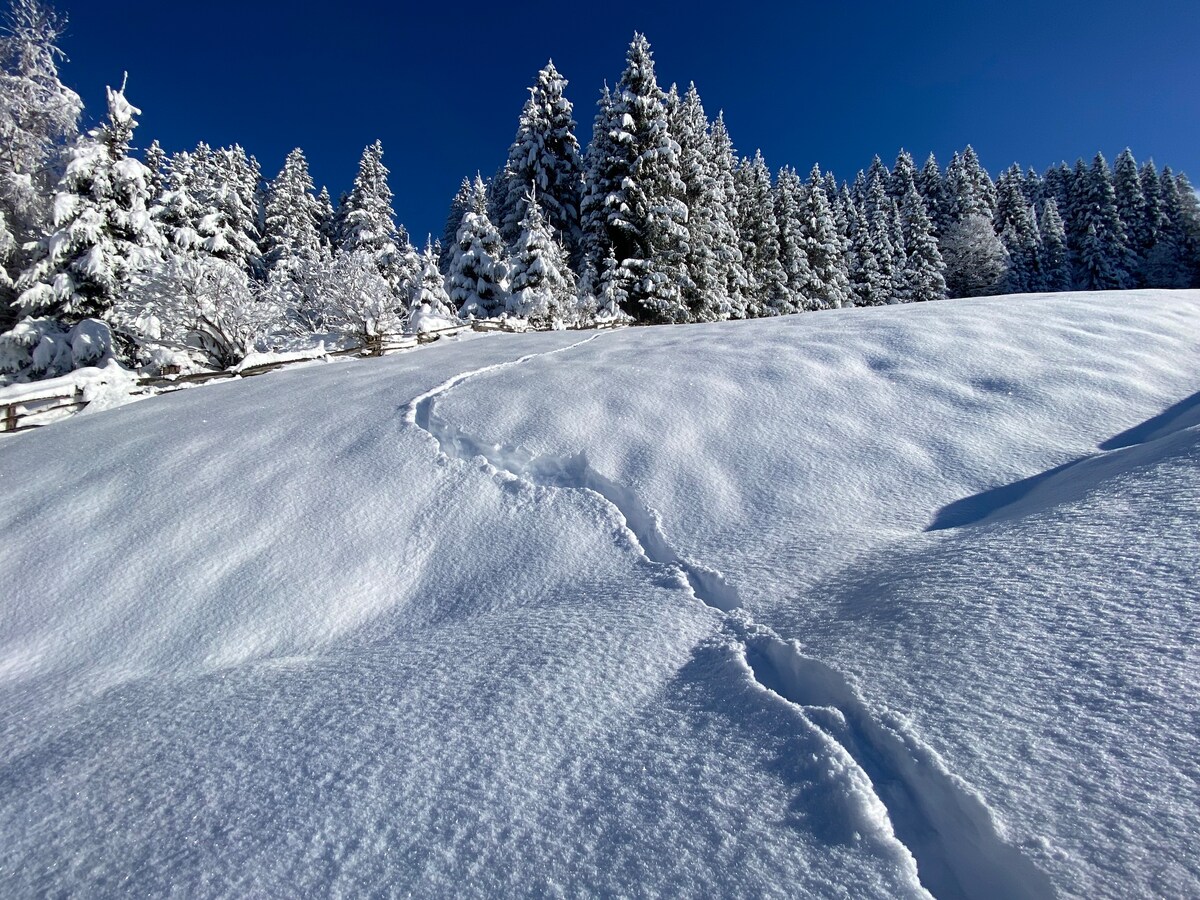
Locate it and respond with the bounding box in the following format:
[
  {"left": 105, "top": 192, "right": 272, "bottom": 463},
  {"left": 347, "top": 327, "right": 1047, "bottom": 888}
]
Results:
[{"left": 1, "top": 290, "right": 1198, "bottom": 897}]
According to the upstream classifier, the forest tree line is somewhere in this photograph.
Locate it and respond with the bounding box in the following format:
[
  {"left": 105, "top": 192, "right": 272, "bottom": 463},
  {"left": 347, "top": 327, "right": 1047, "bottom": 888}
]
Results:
[{"left": 1, "top": 1, "right": 1198, "bottom": 381}]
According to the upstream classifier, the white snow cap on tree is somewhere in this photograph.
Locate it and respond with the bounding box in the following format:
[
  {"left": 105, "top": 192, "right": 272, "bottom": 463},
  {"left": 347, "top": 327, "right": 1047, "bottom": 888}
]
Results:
[{"left": 14, "top": 75, "right": 163, "bottom": 324}]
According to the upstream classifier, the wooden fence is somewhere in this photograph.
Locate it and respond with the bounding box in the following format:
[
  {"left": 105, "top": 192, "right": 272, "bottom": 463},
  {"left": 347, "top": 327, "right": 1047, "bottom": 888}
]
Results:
[{"left": 1, "top": 320, "right": 623, "bottom": 434}]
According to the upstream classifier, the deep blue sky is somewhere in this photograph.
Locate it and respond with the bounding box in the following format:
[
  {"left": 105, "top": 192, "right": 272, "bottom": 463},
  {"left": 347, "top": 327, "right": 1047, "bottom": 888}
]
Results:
[{"left": 56, "top": 0, "right": 1199, "bottom": 241}]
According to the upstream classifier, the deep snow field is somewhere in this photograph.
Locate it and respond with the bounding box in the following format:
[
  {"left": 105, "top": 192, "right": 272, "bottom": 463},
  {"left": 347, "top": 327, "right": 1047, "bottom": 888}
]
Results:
[{"left": 1, "top": 290, "right": 1198, "bottom": 898}]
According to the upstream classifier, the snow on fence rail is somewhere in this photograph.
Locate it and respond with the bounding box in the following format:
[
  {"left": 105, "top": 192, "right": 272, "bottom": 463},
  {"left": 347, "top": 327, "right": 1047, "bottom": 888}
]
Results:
[{"left": 2, "top": 320, "right": 624, "bottom": 434}]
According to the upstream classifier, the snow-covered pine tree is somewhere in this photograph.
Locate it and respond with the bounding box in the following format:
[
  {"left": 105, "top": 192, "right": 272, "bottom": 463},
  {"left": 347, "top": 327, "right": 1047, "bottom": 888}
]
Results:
[
  {"left": 898, "top": 185, "right": 946, "bottom": 303},
  {"left": 197, "top": 145, "right": 263, "bottom": 275},
  {"left": 440, "top": 176, "right": 475, "bottom": 274},
  {"left": 314, "top": 186, "right": 336, "bottom": 249},
  {"left": 1171, "top": 171, "right": 1200, "bottom": 287},
  {"left": 156, "top": 151, "right": 204, "bottom": 253},
  {"left": 580, "top": 84, "right": 618, "bottom": 279},
  {"left": 595, "top": 244, "right": 627, "bottom": 321},
  {"left": 736, "top": 150, "right": 790, "bottom": 315},
  {"left": 863, "top": 156, "right": 890, "bottom": 216},
  {"left": 498, "top": 61, "right": 584, "bottom": 266},
  {"left": 1023, "top": 167, "right": 1045, "bottom": 212},
  {"left": 888, "top": 150, "right": 918, "bottom": 202},
  {"left": 773, "top": 166, "right": 812, "bottom": 309},
  {"left": 339, "top": 140, "right": 408, "bottom": 297},
  {"left": 408, "top": 241, "right": 456, "bottom": 325},
  {"left": 1147, "top": 167, "right": 1199, "bottom": 288},
  {"left": 1138, "top": 160, "right": 1166, "bottom": 282},
  {"left": 1113, "top": 149, "right": 1147, "bottom": 283},
  {"left": 995, "top": 170, "right": 1043, "bottom": 292},
  {"left": 0, "top": 0, "right": 82, "bottom": 281},
  {"left": 507, "top": 190, "right": 576, "bottom": 326},
  {"left": 1038, "top": 198, "right": 1070, "bottom": 292},
  {"left": 262, "top": 148, "right": 323, "bottom": 274},
  {"left": 794, "top": 166, "right": 851, "bottom": 310},
  {"left": 1075, "top": 153, "right": 1134, "bottom": 290},
  {"left": 14, "top": 79, "right": 163, "bottom": 325},
  {"left": 1000, "top": 204, "right": 1043, "bottom": 294},
  {"left": 709, "top": 112, "right": 750, "bottom": 318},
  {"left": 845, "top": 192, "right": 881, "bottom": 306},
  {"left": 589, "top": 34, "right": 692, "bottom": 324},
  {"left": 994, "top": 164, "right": 1028, "bottom": 234},
  {"left": 450, "top": 175, "right": 507, "bottom": 319},
  {"left": 142, "top": 139, "right": 166, "bottom": 200},
  {"left": 669, "top": 83, "right": 736, "bottom": 321},
  {"left": 942, "top": 148, "right": 1007, "bottom": 297}
]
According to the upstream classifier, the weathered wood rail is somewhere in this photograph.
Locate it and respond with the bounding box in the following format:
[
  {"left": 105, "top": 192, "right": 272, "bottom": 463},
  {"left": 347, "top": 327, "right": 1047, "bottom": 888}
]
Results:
[{"left": 1, "top": 320, "right": 624, "bottom": 434}]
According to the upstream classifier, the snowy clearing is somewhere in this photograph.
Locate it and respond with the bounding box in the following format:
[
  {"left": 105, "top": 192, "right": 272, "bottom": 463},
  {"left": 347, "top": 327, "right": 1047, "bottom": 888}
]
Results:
[{"left": 1, "top": 290, "right": 1198, "bottom": 898}]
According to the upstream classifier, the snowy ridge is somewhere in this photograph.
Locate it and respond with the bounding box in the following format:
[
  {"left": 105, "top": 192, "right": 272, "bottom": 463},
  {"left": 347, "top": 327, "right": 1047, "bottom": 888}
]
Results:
[{"left": 403, "top": 333, "right": 1052, "bottom": 900}]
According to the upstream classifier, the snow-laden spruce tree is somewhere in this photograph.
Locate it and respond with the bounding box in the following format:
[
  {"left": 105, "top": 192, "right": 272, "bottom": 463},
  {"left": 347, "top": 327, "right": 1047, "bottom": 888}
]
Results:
[
  {"left": 339, "top": 140, "right": 408, "bottom": 297},
  {"left": 142, "top": 139, "right": 166, "bottom": 201},
  {"left": 408, "top": 242, "right": 456, "bottom": 328},
  {"left": 845, "top": 194, "right": 882, "bottom": 307},
  {"left": 795, "top": 167, "right": 852, "bottom": 310},
  {"left": 440, "top": 177, "right": 475, "bottom": 274},
  {"left": 736, "top": 150, "right": 790, "bottom": 315},
  {"left": 669, "top": 83, "right": 739, "bottom": 321},
  {"left": 197, "top": 145, "right": 263, "bottom": 275},
  {"left": 13, "top": 79, "right": 163, "bottom": 328},
  {"left": 0, "top": 0, "right": 82, "bottom": 311},
  {"left": 1000, "top": 203, "right": 1043, "bottom": 294},
  {"left": 498, "top": 61, "right": 583, "bottom": 264},
  {"left": 1038, "top": 197, "right": 1071, "bottom": 292},
  {"left": 579, "top": 84, "right": 617, "bottom": 276},
  {"left": 709, "top": 112, "right": 750, "bottom": 318},
  {"left": 507, "top": 191, "right": 576, "bottom": 327},
  {"left": 917, "top": 154, "right": 949, "bottom": 237},
  {"left": 314, "top": 185, "right": 337, "bottom": 249},
  {"left": 589, "top": 34, "right": 692, "bottom": 324},
  {"left": 995, "top": 172, "right": 1042, "bottom": 293},
  {"left": 941, "top": 147, "right": 1007, "bottom": 297},
  {"left": 773, "top": 166, "right": 812, "bottom": 310},
  {"left": 450, "top": 175, "right": 507, "bottom": 319},
  {"left": 156, "top": 150, "right": 204, "bottom": 254},
  {"left": 1144, "top": 167, "right": 1195, "bottom": 288},
  {"left": 263, "top": 148, "right": 323, "bottom": 275},
  {"left": 1076, "top": 153, "right": 1134, "bottom": 290},
  {"left": 1113, "top": 149, "right": 1146, "bottom": 281},
  {"left": 897, "top": 185, "right": 946, "bottom": 303},
  {"left": 888, "top": 150, "right": 919, "bottom": 203}
]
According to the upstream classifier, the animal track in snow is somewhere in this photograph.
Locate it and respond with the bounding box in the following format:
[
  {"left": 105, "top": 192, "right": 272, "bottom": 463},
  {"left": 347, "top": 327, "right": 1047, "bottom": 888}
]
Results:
[{"left": 404, "top": 335, "right": 1053, "bottom": 899}]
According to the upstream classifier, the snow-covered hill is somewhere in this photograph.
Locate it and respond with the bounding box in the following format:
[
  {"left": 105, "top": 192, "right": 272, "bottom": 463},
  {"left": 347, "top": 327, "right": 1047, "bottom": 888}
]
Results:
[{"left": 2, "top": 290, "right": 1198, "bottom": 898}]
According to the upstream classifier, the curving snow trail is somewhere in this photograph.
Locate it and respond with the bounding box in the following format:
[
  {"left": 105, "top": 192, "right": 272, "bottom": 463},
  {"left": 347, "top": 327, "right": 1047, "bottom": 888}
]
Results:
[{"left": 403, "top": 335, "right": 1054, "bottom": 900}]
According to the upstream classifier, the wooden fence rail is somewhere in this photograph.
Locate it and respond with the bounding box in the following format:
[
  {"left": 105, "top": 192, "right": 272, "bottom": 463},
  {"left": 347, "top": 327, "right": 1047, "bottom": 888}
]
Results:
[{"left": 1, "top": 320, "right": 624, "bottom": 434}]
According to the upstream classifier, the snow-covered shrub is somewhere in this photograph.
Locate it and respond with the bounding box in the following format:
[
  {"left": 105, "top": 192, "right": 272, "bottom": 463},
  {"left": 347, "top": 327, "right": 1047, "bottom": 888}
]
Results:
[
  {"left": 0, "top": 315, "right": 113, "bottom": 378},
  {"left": 298, "top": 250, "right": 406, "bottom": 346},
  {"left": 119, "top": 254, "right": 279, "bottom": 370}
]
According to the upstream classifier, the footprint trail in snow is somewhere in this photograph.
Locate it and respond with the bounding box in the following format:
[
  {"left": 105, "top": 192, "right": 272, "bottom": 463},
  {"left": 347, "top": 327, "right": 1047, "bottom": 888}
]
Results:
[{"left": 403, "top": 335, "right": 1054, "bottom": 900}]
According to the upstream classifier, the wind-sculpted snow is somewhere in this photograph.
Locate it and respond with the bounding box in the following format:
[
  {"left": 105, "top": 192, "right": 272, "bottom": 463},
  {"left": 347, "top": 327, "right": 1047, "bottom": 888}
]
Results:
[
  {"left": 2, "top": 291, "right": 1199, "bottom": 896},
  {"left": 403, "top": 331, "right": 1052, "bottom": 899},
  {"left": 406, "top": 341, "right": 739, "bottom": 613}
]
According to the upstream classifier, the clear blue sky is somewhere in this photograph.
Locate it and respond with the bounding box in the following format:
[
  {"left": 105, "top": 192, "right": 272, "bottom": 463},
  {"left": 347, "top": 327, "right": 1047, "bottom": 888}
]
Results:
[{"left": 56, "top": 0, "right": 1199, "bottom": 241}]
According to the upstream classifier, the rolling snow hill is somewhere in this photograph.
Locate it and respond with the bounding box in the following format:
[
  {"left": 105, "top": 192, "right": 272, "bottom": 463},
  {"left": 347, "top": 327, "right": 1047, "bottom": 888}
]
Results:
[{"left": 1, "top": 290, "right": 1198, "bottom": 898}]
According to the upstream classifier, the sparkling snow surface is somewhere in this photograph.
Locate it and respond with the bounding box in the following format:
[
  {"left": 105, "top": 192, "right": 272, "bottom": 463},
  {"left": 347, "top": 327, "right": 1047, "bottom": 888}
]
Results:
[{"left": 2, "top": 291, "right": 1198, "bottom": 897}]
